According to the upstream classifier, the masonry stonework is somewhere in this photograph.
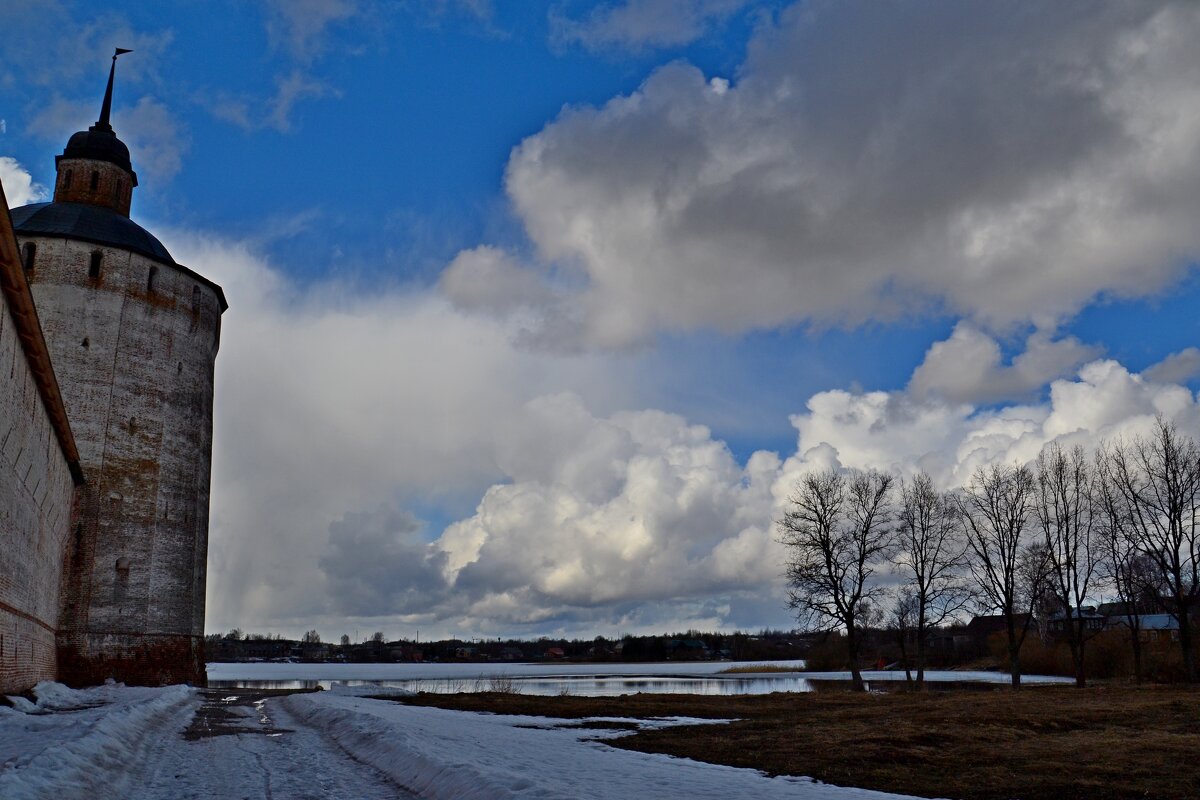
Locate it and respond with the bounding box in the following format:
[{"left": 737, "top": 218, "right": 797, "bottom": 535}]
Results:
[
  {"left": 0, "top": 185, "right": 81, "bottom": 694},
  {"left": 52, "top": 158, "right": 134, "bottom": 217},
  {"left": 0, "top": 271, "right": 78, "bottom": 693},
  {"left": 25, "top": 237, "right": 223, "bottom": 686}
]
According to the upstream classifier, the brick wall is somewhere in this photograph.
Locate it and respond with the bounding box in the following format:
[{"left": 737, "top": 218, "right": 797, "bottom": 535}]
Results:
[
  {"left": 53, "top": 158, "right": 134, "bottom": 217},
  {"left": 0, "top": 264, "right": 76, "bottom": 694},
  {"left": 23, "top": 235, "right": 220, "bottom": 686}
]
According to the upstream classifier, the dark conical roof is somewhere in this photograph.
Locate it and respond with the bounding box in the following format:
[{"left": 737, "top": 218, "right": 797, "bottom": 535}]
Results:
[
  {"left": 61, "top": 127, "right": 134, "bottom": 174},
  {"left": 11, "top": 201, "right": 229, "bottom": 311},
  {"left": 12, "top": 202, "right": 174, "bottom": 263}
]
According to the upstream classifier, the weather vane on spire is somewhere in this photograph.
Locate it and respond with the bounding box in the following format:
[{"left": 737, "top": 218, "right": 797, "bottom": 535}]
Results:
[{"left": 96, "top": 47, "right": 133, "bottom": 131}]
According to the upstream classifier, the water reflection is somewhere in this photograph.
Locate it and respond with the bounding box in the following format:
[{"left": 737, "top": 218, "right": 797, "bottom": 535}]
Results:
[
  {"left": 207, "top": 675, "right": 818, "bottom": 696},
  {"left": 208, "top": 673, "right": 1047, "bottom": 695}
]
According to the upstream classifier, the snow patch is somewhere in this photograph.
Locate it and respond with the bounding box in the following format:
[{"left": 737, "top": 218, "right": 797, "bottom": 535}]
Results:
[
  {"left": 283, "top": 691, "right": 925, "bottom": 799},
  {"left": 4, "top": 680, "right": 125, "bottom": 714},
  {"left": 0, "top": 684, "right": 196, "bottom": 799}
]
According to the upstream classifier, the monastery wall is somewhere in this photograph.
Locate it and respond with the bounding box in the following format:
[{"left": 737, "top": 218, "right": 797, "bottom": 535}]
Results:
[
  {"left": 1, "top": 58, "right": 224, "bottom": 691},
  {"left": 0, "top": 209, "right": 77, "bottom": 694},
  {"left": 21, "top": 235, "right": 221, "bottom": 686}
]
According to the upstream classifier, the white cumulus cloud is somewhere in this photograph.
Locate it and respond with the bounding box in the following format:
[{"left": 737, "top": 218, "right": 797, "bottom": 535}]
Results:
[
  {"left": 907, "top": 323, "right": 1101, "bottom": 406},
  {"left": 1143, "top": 347, "right": 1200, "bottom": 385},
  {"left": 158, "top": 229, "right": 648, "bottom": 635},
  {"left": 782, "top": 358, "right": 1199, "bottom": 492},
  {"left": 499, "top": 1, "right": 1200, "bottom": 347},
  {"left": 0, "top": 157, "right": 48, "bottom": 207},
  {"left": 131, "top": 230, "right": 1200, "bottom": 637},
  {"left": 432, "top": 394, "right": 784, "bottom": 626},
  {"left": 439, "top": 245, "right": 559, "bottom": 318}
]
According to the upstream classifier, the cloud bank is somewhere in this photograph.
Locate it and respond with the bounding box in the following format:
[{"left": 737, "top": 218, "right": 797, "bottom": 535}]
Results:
[
  {"left": 164, "top": 227, "right": 1200, "bottom": 638},
  {"left": 907, "top": 324, "right": 1101, "bottom": 406},
  {"left": 160, "top": 231, "right": 649, "bottom": 635},
  {"left": 494, "top": 2, "right": 1200, "bottom": 347},
  {"left": 10, "top": 2, "right": 1200, "bottom": 640},
  {"left": 169, "top": 1, "right": 1200, "bottom": 638}
]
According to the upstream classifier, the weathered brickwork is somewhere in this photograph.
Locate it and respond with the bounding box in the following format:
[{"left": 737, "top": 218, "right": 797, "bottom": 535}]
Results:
[
  {"left": 0, "top": 229, "right": 77, "bottom": 695},
  {"left": 22, "top": 236, "right": 222, "bottom": 686},
  {"left": 52, "top": 159, "right": 134, "bottom": 217}
]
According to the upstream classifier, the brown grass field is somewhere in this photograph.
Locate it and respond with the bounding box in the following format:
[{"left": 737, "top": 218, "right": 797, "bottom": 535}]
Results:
[{"left": 395, "top": 685, "right": 1200, "bottom": 799}]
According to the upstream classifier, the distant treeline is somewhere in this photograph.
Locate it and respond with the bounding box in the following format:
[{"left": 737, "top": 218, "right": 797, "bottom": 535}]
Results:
[{"left": 204, "top": 628, "right": 810, "bottom": 664}]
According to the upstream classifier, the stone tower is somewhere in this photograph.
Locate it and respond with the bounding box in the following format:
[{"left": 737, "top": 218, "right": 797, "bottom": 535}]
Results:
[{"left": 10, "top": 51, "right": 227, "bottom": 685}]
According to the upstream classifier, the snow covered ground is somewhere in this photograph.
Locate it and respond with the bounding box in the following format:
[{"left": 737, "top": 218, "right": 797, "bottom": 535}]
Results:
[
  {"left": 0, "top": 682, "right": 194, "bottom": 799},
  {"left": 281, "top": 685, "right": 928, "bottom": 799},
  {"left": 134, "top": 690, "right": 411, "bottom": 800},
  {"left": 2, "top": 680, "right": 935, "bottom": 799}
]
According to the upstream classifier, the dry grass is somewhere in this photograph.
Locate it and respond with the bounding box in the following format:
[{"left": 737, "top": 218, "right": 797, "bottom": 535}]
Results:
[{"left": 396, "top": 685, "right": 1200, "bottom": 800}]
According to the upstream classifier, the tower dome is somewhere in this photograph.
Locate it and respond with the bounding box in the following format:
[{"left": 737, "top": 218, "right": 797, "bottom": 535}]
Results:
[
  {"left": 52, "top": 48, "right": 138, "bottom": 216},
  {"left": 60, "top": 126, "right": 134, "bottom": 175}
]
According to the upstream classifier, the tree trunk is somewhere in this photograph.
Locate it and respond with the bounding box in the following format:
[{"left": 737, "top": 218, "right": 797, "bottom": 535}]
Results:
[
  {"left": 1129, "top": 626, "right": 1143, "bottom": 684},
  {"left": 1065, "top": 623, "right": 1086, "bottom": 688},
  {"left": 1006, "top": 617, "right": 1022, "bottom": 689},
  {"left": 915, "top": 627, "right": 927, "bottom": 689},
  {"left": 1073, "top": 637, "right": 1087, "bottom": 689},
  {"left": 898, "top": 632, "right": 912, "bottom": 684},
  {"left": 847, "top": 623, "right": 866, "bottom": 692},
  {"left": 1177, "top": 603, "right": 1196, "bottom": 683}
]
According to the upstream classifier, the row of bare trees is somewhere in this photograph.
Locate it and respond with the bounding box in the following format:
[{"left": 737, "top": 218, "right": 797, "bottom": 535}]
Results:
[{"left": 778, "top": 419, "right": 1200, "bottom": 690}]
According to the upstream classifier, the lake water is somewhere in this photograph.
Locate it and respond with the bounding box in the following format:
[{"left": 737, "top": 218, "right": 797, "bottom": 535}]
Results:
[
  {"left": 211, "top": 674, "right": 816, "bottom": 696},
  {"left": 206, "top": 661, "right": 1069, "bottom": 696}
]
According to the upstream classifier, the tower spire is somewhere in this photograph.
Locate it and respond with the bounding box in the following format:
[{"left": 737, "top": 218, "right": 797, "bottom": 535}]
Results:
[{"left": 96, "top": 48, "right": 133, "bottom": 131}]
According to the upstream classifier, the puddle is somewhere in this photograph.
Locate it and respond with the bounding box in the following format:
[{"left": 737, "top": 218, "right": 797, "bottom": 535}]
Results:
[{"left": 184, "top": 690, "right": 303, "bottom": 740}]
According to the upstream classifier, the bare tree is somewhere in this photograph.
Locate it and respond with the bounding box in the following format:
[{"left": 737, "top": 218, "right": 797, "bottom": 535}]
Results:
[
  {"left": 958, "top": 463, "right": 1046, "bottom": 688},
  {"left": 339, "top": 633, "right": 351, "bottom": 647},
  {"left": 778, "top": 468, "right": 894, "bottom": 691},
  {"left": 1100, "top": 421, "right": 1200, "bottom": 682},
  {"left": 301, "top": 629, "right": 321, "bottom": 644},
  {"left": 894, "top": 472, "right": 972, "bottom": 687},
  {"left": 1096, "top": 464, "right": 1162, "bottom": 683},
  {"left": 1035, "top": 444, "right": 1100, "bottom": 687}
]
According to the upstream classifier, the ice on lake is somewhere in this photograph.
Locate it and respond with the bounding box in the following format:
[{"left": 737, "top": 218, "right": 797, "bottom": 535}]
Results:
[{"left": 206, "top": 661, "right": 1069, "bottom": 695}]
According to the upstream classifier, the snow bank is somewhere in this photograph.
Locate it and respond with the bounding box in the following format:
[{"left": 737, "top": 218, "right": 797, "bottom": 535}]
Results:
[
  {"left": 284, "top": 691, "right": 926, "bottom": 799},
  {"left": 0, "top": 684, "right": 195, "bottom": 800},
  {"left": 4, "top": 680, "right": 127, "bottom": 714}
]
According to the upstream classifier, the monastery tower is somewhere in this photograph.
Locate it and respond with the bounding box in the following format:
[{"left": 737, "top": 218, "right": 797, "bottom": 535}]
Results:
[{"left": 9, "top": 52, "right": 226, "bottom": 685}]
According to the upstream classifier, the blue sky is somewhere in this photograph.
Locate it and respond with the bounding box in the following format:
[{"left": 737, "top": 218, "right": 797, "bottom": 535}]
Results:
[
  {"left": 6, "top": 3, "right": 771, "bottom": 282},
  {"left": 4, "top": 1, "right": 1200, "bottom": 640}
]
